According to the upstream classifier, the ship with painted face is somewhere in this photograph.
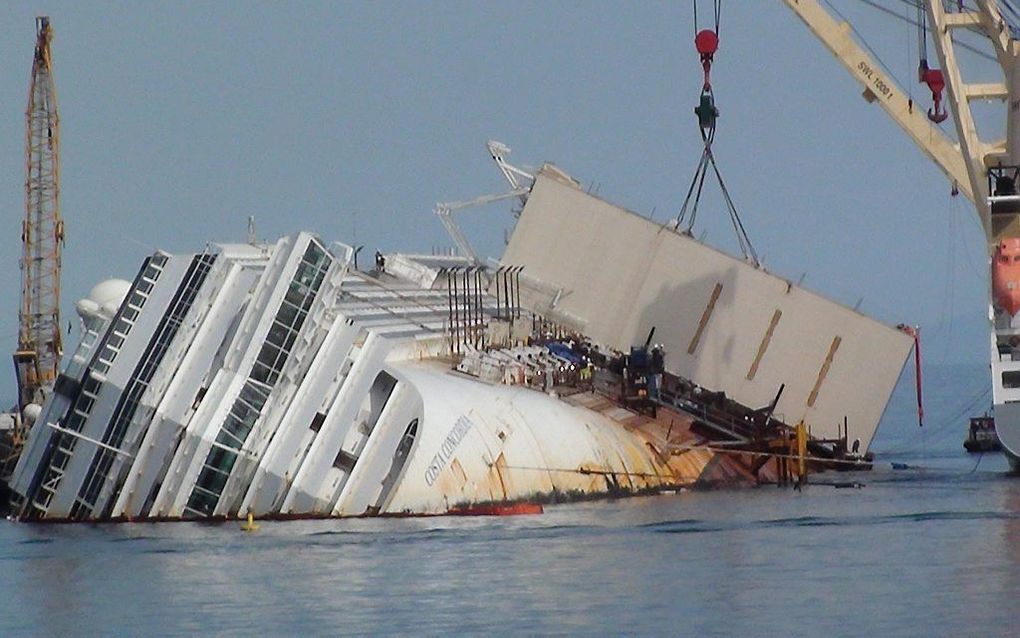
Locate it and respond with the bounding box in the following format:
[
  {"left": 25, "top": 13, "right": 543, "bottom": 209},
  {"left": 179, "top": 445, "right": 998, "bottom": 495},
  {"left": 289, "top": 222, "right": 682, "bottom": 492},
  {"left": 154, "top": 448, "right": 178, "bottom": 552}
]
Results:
[{"left": 4, "top": 149, "right": 913, "bottom": 522}]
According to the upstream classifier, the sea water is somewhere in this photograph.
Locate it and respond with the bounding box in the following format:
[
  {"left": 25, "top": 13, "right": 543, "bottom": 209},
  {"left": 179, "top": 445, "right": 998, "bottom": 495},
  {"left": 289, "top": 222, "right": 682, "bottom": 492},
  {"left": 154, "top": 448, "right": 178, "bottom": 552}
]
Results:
[{"left": 0, "top": 363, "right": 1015, "bottom": 636}]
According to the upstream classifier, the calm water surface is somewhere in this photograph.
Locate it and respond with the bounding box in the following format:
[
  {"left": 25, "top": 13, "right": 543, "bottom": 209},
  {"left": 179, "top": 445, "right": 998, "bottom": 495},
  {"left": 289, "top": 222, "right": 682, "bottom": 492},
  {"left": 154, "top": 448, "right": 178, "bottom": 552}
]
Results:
[{"left": 0, "top": 364, "right": 1015, "bottom": 636}]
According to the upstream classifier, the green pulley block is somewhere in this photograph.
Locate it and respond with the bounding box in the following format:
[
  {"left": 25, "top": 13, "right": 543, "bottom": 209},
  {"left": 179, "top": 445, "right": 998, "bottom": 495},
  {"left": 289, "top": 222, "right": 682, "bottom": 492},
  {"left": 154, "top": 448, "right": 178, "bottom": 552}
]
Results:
[{"left": 695, "top": 92, "right": 719, "bottom": 130}]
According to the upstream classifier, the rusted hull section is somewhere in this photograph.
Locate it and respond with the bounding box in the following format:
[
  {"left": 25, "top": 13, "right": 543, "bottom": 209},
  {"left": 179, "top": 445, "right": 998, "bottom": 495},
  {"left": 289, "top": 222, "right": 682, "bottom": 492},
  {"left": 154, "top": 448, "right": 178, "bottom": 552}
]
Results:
[{"left": 379, "top": 361, "right": 774, "bottom": 516}]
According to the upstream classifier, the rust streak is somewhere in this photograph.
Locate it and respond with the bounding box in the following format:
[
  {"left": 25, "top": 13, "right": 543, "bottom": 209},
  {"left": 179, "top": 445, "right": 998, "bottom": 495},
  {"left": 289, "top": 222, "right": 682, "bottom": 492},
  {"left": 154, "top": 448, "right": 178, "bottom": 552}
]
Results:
[
  {"left": 746, "top": 309, "right": 782, "bottom": 380},
  {"left": 688, "top": 283, "right": 723, "bottom": 355},
  {"left": 807, "top": 336, "right": 842, "bottom": 407}
]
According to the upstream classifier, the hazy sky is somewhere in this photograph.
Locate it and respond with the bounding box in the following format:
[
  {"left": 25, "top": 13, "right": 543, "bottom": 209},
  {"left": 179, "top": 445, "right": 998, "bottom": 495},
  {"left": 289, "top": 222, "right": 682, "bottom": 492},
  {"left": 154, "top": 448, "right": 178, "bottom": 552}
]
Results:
[{"left": 0, "top": 1, "right": 995, "bottom": 400}]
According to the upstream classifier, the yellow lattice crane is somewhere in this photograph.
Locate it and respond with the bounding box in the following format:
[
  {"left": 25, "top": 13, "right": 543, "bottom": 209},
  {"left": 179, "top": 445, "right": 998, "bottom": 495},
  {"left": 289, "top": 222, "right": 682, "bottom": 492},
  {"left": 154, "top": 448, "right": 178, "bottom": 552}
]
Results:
[{"left": 14, "top": 16, "right": 64, "bottom": 415}]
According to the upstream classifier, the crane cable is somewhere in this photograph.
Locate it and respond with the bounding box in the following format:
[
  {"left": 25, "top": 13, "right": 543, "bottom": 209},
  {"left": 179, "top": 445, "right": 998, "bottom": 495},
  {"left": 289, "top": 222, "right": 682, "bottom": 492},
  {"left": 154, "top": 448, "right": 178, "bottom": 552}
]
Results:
[
  {"left": 674, "top": 0, "right": 759, "bottom": 267},
  {"left": 692, "top": 0, "right": 722, "bottom": 42},
  {"left": 853, "top": 0, "right": 995, "bottom": 63}
]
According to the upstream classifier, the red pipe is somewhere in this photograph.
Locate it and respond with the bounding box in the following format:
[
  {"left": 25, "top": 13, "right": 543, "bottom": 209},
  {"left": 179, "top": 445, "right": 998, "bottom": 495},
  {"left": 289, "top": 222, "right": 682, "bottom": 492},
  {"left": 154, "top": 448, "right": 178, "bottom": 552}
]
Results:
[{"left": 898, "top": 325, "right": 924, "bottom": 427}]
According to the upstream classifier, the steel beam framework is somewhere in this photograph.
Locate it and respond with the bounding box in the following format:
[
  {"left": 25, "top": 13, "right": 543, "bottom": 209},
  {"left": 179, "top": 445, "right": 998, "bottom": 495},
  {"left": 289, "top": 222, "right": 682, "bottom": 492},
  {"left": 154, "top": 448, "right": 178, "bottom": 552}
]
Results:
[{"left": 17, "top": 16, "right": 64, "bottom": 409}]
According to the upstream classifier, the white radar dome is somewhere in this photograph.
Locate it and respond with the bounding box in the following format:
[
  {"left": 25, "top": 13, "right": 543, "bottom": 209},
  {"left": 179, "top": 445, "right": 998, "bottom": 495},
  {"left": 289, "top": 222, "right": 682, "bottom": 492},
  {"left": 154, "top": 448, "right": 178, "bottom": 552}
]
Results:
[
  {"left": 22, "top": 403, "right": 42, "bottom": 427},
  {"left": 76, "top": 278, "right": 131, "bottom": 320}
]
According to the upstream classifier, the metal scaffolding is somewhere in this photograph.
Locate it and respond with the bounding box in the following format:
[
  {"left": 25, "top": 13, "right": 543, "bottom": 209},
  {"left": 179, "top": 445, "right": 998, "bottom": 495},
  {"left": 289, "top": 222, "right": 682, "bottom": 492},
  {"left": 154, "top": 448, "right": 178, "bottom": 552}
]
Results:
[{"left": 15, "top": 16, "right": 65, "bottom": 411}]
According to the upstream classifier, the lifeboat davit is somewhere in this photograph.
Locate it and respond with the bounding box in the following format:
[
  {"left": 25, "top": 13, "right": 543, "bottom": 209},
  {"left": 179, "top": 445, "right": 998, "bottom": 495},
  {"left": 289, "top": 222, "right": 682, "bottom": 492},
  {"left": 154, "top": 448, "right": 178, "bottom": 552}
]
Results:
[{"left": 993, "top": 238, "right": 1020, "bottom": 316}]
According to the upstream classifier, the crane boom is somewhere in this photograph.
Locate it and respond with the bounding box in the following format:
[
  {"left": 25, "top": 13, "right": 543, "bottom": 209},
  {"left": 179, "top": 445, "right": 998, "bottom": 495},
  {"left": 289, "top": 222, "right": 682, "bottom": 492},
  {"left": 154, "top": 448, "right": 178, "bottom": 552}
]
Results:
[
  {"left": 925, "top": 1, "right": 1013, "bottom": 237},
  {"left": 781, "top": 0, "right": 975, "bottom": 204},
  {"left": 435, "top": 188, "right": 530, "bottom": 263},
  {"left": 435, "top": 140, "right": 535, "bottom": 264},
  {"left": 15, "top": 16, "right": 64, "bottom": 411}
]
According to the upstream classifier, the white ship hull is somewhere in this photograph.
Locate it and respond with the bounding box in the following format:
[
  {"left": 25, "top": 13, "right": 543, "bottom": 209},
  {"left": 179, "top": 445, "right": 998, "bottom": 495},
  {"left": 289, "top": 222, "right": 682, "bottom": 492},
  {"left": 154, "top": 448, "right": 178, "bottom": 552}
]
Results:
[
  {"left": 990, "top": 303, "right": 1020, "bottom": 473},
  {"left": 993, "top": 396, "right": 1020, "bottom": 473}
]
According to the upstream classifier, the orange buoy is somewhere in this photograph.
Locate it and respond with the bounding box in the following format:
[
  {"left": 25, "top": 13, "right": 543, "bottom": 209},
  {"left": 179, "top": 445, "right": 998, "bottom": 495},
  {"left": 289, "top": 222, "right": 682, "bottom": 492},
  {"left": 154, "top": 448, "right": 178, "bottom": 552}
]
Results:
[{"left": 993, "top": 238, "right": 1020, "bottom": 316}]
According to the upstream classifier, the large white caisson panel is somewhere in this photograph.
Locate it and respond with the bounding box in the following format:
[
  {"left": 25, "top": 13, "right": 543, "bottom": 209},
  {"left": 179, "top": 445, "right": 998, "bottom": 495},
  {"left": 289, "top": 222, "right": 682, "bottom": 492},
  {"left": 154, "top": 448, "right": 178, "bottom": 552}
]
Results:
[{"left": 501, "top": 167, "right": 913, "bottom": 450}]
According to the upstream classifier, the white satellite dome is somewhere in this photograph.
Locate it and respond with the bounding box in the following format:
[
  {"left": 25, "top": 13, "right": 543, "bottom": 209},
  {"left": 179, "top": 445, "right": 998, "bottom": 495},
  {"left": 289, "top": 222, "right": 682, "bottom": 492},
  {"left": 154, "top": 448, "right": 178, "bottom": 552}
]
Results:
[
  {"left": 22, "top": 403, "right": 42, "bottom": 427},
  {"left": 76, "top": 278, "right": 131, "bottom": 320},
  {"left": 74, "top": 298, "right": 100, "bottom": 319}
]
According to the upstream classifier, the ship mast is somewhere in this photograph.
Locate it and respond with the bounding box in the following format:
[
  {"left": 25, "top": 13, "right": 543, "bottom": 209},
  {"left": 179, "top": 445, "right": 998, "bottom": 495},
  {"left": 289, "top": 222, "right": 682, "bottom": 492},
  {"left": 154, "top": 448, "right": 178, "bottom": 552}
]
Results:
[{"left": 14, "top": 16, "right": 65, "bottom": 413}]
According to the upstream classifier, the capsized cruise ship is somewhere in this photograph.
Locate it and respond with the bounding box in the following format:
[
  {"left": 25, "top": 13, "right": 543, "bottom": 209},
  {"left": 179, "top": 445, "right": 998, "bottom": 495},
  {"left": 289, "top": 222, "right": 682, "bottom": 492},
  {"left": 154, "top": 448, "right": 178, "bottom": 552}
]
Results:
[{"left": 5, "top": 153, "right": 914, "bottom": 522}]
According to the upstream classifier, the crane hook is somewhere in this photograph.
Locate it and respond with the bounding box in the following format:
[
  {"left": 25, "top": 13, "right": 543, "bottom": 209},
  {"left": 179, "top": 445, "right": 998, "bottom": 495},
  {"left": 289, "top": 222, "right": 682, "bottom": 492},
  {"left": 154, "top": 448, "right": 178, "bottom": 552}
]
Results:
[
  {"left": 928, "top": 102, "right": 948, "bottom": 124},
  {"left": 920, "top": 66, "right": 949, "bottom": 124}
]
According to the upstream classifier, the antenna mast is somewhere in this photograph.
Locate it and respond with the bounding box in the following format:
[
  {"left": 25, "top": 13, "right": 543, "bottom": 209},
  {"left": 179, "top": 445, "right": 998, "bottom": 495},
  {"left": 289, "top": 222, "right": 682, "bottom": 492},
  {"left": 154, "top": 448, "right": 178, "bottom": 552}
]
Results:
[{"left": 15, "top": 16, "right": 65, "bottom": 411}]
